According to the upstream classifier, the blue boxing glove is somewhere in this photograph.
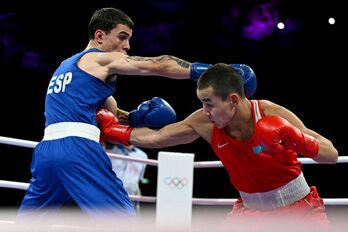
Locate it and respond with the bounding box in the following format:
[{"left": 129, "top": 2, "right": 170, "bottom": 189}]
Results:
[
  {"left": 128, "top": 97, "right": 176, "bottom": 129},
  {"left": 190, "top": 62, "right": 257, "bottom": 98}
]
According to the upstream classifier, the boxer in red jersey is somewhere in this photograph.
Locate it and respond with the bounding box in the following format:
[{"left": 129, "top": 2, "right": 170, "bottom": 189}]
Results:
[{"left": 96, "top": 63, "right": 338, "bottom": 230}]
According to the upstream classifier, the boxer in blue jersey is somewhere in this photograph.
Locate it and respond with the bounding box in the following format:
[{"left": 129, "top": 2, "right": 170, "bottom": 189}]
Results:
[{"left": 17, "top": 7, "right": 257, "bottom": 224}]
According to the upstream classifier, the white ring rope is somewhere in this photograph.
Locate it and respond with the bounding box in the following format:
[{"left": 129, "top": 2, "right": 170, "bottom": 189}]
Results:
[
  {"left": 0, "top": 136, "right": 38, "bottom": 148},
  {"left": 1, "top": 135, "right": 348, "bottom": 206},
  {"left": 193, "top": 156, "right": 348, "bottom": 168},
  {"left": 0, "top": 180, "right": 29, "bottom": 191},
  {"left": 107, "top": 152, "right": 158, "bottom": 166},
  {"left": 1, "top": 136, "right": 348, "bottom": 167},
  {"left": 1, "top": 180, "right": 347, "bottom": 206}
]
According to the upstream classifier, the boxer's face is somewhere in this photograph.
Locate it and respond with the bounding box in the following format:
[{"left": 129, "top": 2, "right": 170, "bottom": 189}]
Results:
[
  {"left": 99, "top": 24, "right": 133, "bottom": 54},
  {"left": 197, "top": 86, "right": 235, "bottom": 128}
]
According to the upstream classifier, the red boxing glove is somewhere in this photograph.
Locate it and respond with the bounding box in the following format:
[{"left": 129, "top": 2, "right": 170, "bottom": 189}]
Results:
[
  {"left": 96, "top": 109, "right": 133, "bottom": 146},
  {"left": 254, "top": 116, "right": 319, "bottom": 158}
]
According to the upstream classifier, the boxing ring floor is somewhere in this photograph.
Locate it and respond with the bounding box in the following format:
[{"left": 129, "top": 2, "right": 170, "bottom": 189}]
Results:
[{"left": 1, "top": 135, "right": 348, "bottom": 231}]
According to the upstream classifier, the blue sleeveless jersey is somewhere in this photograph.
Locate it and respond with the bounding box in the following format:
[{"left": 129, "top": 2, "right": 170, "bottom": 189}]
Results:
[
  {"left": 45, "top": 48, "right": 115, "bottom": 126},
  {"left": 18, "top": 48, "right": 135, "bottom": 221}
]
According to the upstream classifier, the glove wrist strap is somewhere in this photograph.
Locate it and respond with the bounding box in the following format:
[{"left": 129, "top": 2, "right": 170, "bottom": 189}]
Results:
[
  {"left": 300, "top": 134, "right": 319, "bottom": 158},
  {"left": 190, "top": 62, "right": 211, "bottom": 81}
]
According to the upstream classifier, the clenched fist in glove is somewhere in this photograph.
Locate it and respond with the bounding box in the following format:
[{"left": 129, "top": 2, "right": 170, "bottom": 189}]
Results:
[
  {"left": 128, "top": 97, "right": 176, "bottom": 128},
  {"left": 254, "top": 115, "right": 319, "bottom": 158},
  {"left": 97, "top": 109, "right": 133, "bottom": 146}
]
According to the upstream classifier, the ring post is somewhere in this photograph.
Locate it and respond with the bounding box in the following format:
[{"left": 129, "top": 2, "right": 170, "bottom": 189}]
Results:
[{"left": 156, "top": 151, "right": 194, "bottom": 229}]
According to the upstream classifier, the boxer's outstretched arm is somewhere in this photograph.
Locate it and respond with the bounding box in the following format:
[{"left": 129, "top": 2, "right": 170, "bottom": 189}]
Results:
[
  {"left": 102, "top": 52, "right": 191, "bottom": 79},
  {"left": 97, "top": 108, "right": 207, "bottom": 148},
  {"left": 129, "top": 120, "right": 200, "bottom": 149},
  {"left": 130, "top": 109, "right": 211, "bottom": 148}
]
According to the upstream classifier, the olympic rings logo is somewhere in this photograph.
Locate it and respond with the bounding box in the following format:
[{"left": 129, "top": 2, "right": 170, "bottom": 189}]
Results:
[{"left": 164, "top": 177, "right": 188, "bottom": 190}]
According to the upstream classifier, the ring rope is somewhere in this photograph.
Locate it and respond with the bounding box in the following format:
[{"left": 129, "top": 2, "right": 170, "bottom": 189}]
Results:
[
  {"left": 1, "top": 179, "right": 347, "bottom": 206},
  {"left": 1, "top": 136, "right": 348, "bottom": 206},
  {"left": 107, "top": 152, "right": 158, "bottom": 166},
  {"left": 0, "top": 180, "right": 348, "bottom": 205},
  {"left": 1, "top": 136, "right": 347, "bottom": 167},
  {"left": 193, "top": 156, "right": 348, "bottom": 168},
  {"left": 0, "top": 136, "right": 38, "bottom": 148}
]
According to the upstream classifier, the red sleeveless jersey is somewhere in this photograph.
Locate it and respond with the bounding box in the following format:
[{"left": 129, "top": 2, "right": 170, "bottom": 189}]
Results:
[{"left": 211, "top": 100, "right": 302, "bottom": 193}]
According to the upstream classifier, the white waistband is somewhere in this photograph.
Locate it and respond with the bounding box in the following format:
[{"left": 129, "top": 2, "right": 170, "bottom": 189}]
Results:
[
  {"left": 42, "top": 122, "right": 100, "bottom": 143},
  {"left": 239, "top": 172, "right": 310, "bottom": 211}
]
